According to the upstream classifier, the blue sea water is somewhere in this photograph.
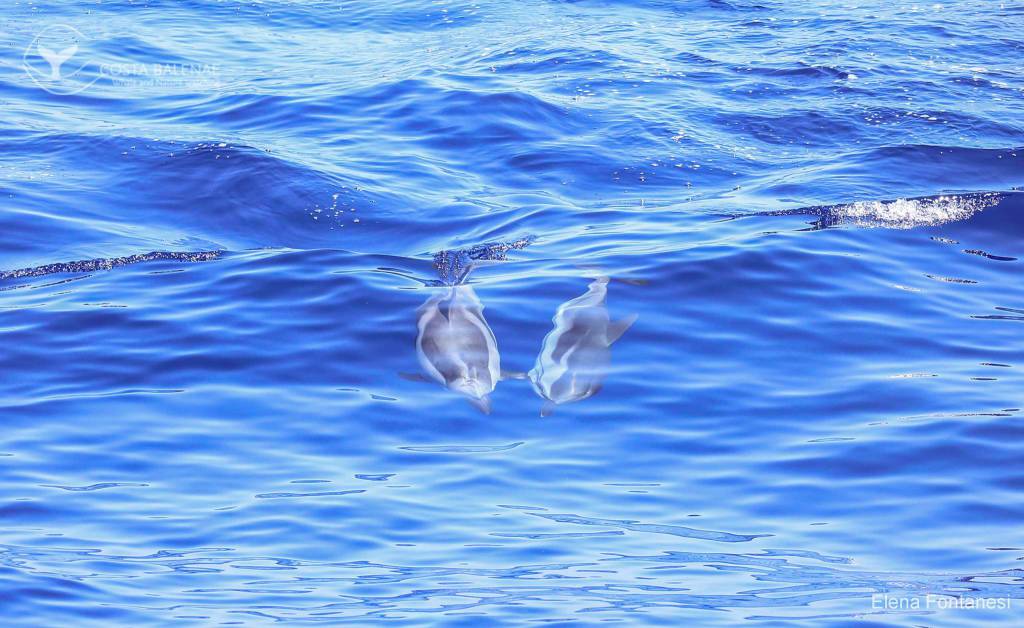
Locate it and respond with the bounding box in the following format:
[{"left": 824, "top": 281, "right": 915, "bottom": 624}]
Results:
[{"left": 2, "top": 0, "right": 1024, "bottom": 625}]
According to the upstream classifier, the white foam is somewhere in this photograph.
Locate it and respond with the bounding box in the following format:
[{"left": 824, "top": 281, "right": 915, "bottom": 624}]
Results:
[{"left": 833, "top": 193, "right": 1001, "bottom": 228}]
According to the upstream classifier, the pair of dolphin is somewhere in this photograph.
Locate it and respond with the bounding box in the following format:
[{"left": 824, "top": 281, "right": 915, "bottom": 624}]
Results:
[{"left": 414, "top": 275, "right": 636, "bottom": 415}]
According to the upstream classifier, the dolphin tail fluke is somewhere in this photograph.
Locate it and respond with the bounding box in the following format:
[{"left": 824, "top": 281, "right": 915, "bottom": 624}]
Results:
[{"left": 607, "top": 313, "right": 638, "bottom": 344}]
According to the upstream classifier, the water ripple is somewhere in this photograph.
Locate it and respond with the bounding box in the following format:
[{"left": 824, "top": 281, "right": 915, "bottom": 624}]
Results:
[{"left": 2, "top": 0, "right": 1024, "bottom": 625}]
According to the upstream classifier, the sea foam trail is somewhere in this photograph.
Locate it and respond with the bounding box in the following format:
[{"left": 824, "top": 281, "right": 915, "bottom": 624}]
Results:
[
  {"left": 0, "top": 250, "right": 224, "bottom": 280},
  {"left": 770, "top": 191, "right": 1009, "bottom": 229}
]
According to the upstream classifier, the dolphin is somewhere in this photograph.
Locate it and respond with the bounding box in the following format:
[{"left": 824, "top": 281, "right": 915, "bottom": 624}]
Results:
[
  {"left": 414, "top": 282, "right": 501, "bottom": 414},
  {"left": 529, "top": 277, "right": 636, "bottom": 416}
]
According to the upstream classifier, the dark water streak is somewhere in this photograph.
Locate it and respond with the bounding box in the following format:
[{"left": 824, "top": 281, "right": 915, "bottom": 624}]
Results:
[{"left": 0, "top": 250, "right": 223, "bottom": 280}]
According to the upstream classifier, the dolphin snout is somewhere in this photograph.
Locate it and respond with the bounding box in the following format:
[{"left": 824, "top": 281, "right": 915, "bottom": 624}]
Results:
[
  {"left": 453, "top": 377, "right": 488, "bottom": 400},
  {"left": 452, "top": 378, "right": 493, "bottom": 414}
]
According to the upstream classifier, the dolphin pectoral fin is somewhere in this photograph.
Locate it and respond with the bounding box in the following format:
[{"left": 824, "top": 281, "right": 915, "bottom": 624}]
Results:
[
  {"left": 399, "top": 372, "right": 430, "bottom": 383},
  {"left": 540, "top": 401, "right": 557, "bottom": 417},
  {"left": 500, "top": 369, "right": 528, "bottom": 380},
  {"left": 607, "top": 313, "right": 638, "bottom": 344},
  {"left": 468, "top": 395, "right": 492, "bottom": 415}
]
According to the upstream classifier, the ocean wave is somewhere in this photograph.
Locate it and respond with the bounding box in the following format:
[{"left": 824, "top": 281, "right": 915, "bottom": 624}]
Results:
[
  {"left": 0, "top": 251, "right": 223, "bottom": 281},
  {"left": 4, "top": 0, "right": 1024, "bottom": 625},
  {"left": 770, "top": 191, "right": 1011, "bottom": 229},
  {"left": 821, "top": 192, "right": 1006, "bottom": 228}
]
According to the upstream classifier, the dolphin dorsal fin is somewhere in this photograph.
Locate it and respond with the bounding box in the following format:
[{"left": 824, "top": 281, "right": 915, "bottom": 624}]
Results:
[{"left": 607, "top": 313, "right": 637, "bottom": 344}]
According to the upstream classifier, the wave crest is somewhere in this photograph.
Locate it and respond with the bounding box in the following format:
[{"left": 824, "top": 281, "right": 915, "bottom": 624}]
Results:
[
  {"left": 830, "top": 193, "right": 1003, "bottom": 228},
  {"left": 769, "top": 192, "right": 1010, "bottom": 229}
]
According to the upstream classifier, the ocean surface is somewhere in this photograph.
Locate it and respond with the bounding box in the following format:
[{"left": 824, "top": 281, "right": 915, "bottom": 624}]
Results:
[{"left": 2, "top": 1, "right": 1024, "bottom": 625}]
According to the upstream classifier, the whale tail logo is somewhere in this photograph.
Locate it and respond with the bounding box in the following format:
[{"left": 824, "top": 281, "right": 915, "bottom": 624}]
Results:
[
  {"left": 38, "top": 44, "right": 78, "bottom": 80},
  {"left": 23, "top": 25, "right": 98, "bottom": 95}
]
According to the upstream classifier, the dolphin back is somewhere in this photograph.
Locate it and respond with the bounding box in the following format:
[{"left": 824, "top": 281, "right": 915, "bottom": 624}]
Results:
[
  {"left": 416, "top": 286, "right": 499, "bottom": 393},
  {"left": 413, "top": 237, "right": 532, "bottom": 413},
  {"left": 529, "top": 278, "right": 621, "bottom": 407}
]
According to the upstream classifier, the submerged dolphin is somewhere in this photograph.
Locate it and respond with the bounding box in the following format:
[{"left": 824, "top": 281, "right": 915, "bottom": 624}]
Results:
[
  {"left": 415, "top": 282, "right": 501, "bottom": 414},
  {"left": 529, "top": 277, "right": 636, "bottom": 416},
  {"left": 408, "top": 237, "right": 532, "bottom": 413}
]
